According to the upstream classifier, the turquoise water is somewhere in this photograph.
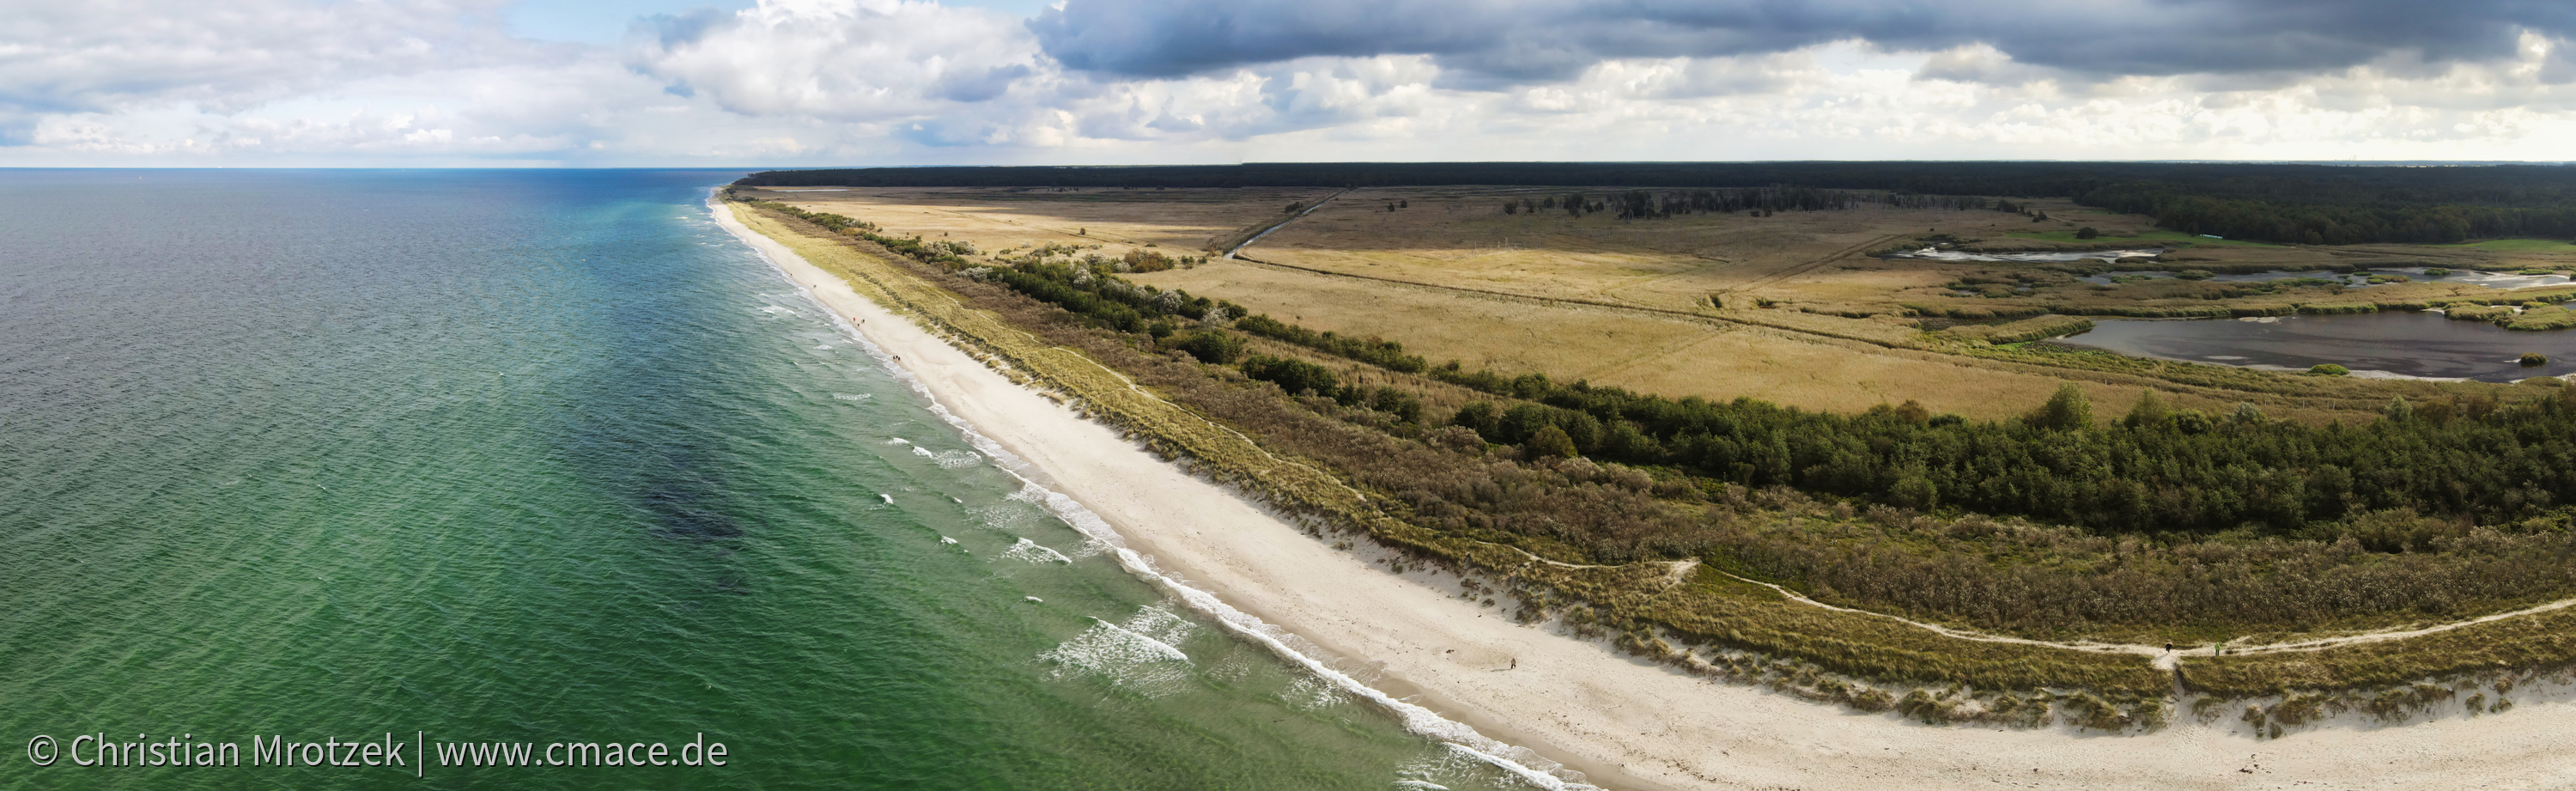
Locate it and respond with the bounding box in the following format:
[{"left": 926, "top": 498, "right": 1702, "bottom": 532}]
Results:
[{"left": 0, "top": 170, "right": 1531, "bottom": 789}]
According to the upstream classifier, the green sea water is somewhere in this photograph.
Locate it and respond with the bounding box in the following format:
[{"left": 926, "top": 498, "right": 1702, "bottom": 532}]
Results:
[{"left": 0, "top": 170, "right": 1553, "bottom": 790}]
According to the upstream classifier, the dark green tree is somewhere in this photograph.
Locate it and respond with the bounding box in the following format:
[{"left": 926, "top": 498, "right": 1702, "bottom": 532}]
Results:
[
  {"left": 1526, "top": 425, "right": 1578, "bottom": 459},
  {"left": 2026, "top": 383, "right": 2093, "bottom": 431}
]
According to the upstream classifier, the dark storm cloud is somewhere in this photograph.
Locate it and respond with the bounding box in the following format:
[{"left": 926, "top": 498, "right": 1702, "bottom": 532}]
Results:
[{"left": 1030, "top": 0, "right": 2576, "bottom": 82}]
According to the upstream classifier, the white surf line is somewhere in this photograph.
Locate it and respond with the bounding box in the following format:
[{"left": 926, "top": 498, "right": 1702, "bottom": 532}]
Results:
[
  {"left": 1225, "top": 188, "right": 1349, "bottom": 259},
  {"left": 1088, "top": 617, "right": 1191, "bottom": 662},
  {"left": 708, "top": 192, "right": 1601, "bottom": 790}
]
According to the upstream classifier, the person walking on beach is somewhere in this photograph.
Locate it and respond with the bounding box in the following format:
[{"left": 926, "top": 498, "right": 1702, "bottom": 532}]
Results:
[{"left": 1510, "top": 658, "right": 1516, "bottom": 670}]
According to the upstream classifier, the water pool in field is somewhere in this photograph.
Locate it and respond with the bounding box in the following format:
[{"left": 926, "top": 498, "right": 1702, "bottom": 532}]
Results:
[
  {"left": 2053, "top": 312, "right": 2576, "bottom": 382},
  {"left": 2077, "top": 266, "right": 2572, "bottom": 289},
  {"left": 1880, "top": 246, "right": 2166, "bottom": 263}
]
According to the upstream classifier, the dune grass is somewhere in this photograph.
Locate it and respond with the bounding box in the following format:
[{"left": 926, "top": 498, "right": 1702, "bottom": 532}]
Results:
[{"left": 2183, "top": 605, "right": 2576, "bottom": 698}]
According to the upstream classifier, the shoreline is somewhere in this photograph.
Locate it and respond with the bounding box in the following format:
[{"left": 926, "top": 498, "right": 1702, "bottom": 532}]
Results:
[{"left": 710, "top": 193, "right": 2576, "bottom": 790}]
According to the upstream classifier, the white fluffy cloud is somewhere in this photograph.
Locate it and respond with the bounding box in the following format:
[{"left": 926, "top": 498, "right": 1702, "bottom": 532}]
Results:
[{"left": 3, "top": 0, "right": 2574, "bottom": 165}]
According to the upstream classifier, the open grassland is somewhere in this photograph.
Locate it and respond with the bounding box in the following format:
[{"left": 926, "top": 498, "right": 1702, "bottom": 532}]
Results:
[
  {"left": 1241, "top": 187, "right": 2119, "bottom": 313},
  {"left": 761, "top": 185, "right": 2565, "bottom": 427},
  {"left": 734, "top": 184, "right": 1336, "bottom": 256}
]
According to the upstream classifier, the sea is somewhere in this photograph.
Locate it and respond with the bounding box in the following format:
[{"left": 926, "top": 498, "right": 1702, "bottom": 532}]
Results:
[{"left": 0, "top": 169, "right": 1539, "bottom": 790}]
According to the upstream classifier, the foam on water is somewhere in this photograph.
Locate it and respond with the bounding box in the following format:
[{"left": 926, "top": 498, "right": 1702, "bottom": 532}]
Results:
[
  {"left": 1037, "top": 608, "right": 1197, "bottom": 697},
  {"left": 1000, "top": 537, "right": 1073, "bottom": 564}
]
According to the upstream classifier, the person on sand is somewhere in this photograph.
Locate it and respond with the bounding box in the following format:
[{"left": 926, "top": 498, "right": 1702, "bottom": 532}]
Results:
[{"left": 1510, "top": 658, "right": 1516, "bottom": 670}]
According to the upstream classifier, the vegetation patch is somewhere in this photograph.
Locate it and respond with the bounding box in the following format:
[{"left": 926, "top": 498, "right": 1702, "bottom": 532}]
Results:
[{"left": 1938, "top": 314, "right": 2093, "bottom": 345}]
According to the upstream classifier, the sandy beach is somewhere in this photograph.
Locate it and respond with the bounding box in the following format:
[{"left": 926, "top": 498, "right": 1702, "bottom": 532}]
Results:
[{"left": 714, "top": 197, "right": 2576, "bottom": 791}]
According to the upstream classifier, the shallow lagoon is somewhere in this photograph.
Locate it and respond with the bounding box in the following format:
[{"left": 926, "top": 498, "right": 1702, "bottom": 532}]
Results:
[
  {"left": 2054, "top": 312, "right": 2576, "bottom": 382},
  {"left": 1883, "top": 246, "right": 2166, "bottom": 264},
  {"left": 2078, "top": 266, "right": 2572, "bottom": 290}
]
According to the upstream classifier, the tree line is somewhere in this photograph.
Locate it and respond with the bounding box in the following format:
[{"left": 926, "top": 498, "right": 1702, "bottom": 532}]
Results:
[{"left": 742, "top": 161, "right": 2576, "bottom": 246}]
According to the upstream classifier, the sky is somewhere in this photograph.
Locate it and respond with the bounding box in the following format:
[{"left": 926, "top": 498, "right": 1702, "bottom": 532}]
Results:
[{"left": 6, "top": 0, "right": 2576, "bottom": 167}]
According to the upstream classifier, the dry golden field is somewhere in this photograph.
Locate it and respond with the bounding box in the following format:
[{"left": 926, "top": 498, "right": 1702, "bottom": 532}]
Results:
[
  {"left": 752, "top": 185, "right": 2561, "bottom": 423},
  {"left": 732, "top": 184, "right": 1337, "bottom": 254}
]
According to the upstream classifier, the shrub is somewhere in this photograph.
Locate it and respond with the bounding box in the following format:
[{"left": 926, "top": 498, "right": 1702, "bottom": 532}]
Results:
[
  {"left": 2523, "top": 352, "right": 2550, "bottom": 367},
  {"left": 1449, "top": 401, "right": 1500, "bottom": 437},
  {"left": 2075, "top": 227, "right": 2099, "bottom": 240},
  {"left": 1526, "top": 425, "right": 1579, "bottom": 459},
  {"left": 1240, "top": 355, "right": 1339, "bottom": 395},
  {"left": 1122, "top": 249, "right": 1176, "bottom": 272},
  {"left": 1168, "top": 330, "right": 1245, "bottom": 363},
  {"left": 2306, "top": 363, "right": 2350, "bottom": 376},
  {"left": 2023, "top": 382, "right": 2093, "bottom": 430}
]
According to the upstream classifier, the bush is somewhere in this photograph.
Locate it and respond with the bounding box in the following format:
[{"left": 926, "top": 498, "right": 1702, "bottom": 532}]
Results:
[
  {"left": 1449, "top": 401, "right": 1500, "bottom": 437},
  {"left": 2307, "top": 363, "right": 2350, "bottom": 376},
  {"left": 2023, "top": 382, "right": 2093, "bottom": 430},
  {"left": 2075, "top": 227, "right": 2099, "bottom": 240},
  {"left": 2523, "top": 352, "right": 2550, "bottom": 366},
  {"left": 1240, "top": 355, "right": 1339, "bottom": 395},
  {"left": 1122, "top": 249, "right": 1176, "bottom": 272},
  {"left": 1168, "top": 330, "right": 1245, "bottom": 363},
  {"left": 1526, "top": 425, "right": 1579, "bottom": 459}
]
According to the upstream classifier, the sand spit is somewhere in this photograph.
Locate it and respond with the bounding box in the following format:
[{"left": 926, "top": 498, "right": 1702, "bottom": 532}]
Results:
[{"left": 711, "top": 195, "right": 2576, "bottom": 791}]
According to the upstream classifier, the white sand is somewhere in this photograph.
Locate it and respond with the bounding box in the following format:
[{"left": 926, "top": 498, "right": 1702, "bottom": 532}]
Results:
[{"left": 714, "top": 198, "right": 2576, "bottom": 791}]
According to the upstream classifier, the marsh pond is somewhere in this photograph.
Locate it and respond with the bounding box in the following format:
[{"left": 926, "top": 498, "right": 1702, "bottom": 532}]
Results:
[{"left": 2053, "top": 312, "right": 2576, "bottom": 382}]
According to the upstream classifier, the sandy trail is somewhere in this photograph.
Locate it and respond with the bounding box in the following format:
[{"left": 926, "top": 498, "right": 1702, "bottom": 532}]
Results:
[
  {"left": 1228, "top": 188, "right": 1347, "bottom": 258},
  {"left": 713, "top": 196, "right": 2576, "bottom": 791}
]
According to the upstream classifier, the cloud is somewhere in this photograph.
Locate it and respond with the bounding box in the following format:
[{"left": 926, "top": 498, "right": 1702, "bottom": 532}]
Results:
[
  {"left": 631, "top": 0, "right": 1042, "bottom": 120},
  {"left": 1030, "top": 0, "right": 2576, "bottom": 84},
  {"left": 4, "top": 0, "right": 2576, "bottom": 165},
  {"left": 0, "top": 0, "right": 536, "bottom": 139}
]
